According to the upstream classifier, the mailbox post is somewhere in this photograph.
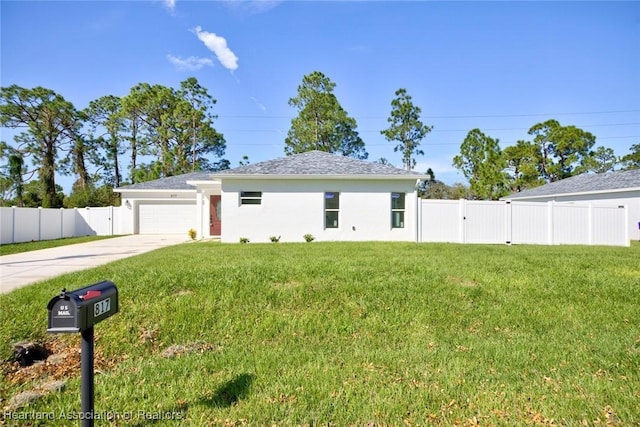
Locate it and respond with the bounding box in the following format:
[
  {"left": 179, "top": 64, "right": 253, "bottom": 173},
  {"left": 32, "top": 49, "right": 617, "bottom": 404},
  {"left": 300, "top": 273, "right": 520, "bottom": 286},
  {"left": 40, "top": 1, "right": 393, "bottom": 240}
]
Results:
[{"left": 47, "top": 281, "right": 118, "bottom": 427}]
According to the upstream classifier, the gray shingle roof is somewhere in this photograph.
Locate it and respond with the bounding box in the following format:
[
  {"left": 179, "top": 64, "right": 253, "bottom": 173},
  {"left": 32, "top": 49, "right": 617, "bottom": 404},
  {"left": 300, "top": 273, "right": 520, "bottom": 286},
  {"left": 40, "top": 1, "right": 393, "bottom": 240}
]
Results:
[
  {"left": 116, "top": 151, "right": 426, "bottom": 191},
  {"left": 115, "top": 171, "right": 213, "bottom": 191},
  {"left": 212, "top": 150, "right": 425, "bottom": 177},
  {"left": 506, "top": 168, "right": 640, "bottom": 199}
]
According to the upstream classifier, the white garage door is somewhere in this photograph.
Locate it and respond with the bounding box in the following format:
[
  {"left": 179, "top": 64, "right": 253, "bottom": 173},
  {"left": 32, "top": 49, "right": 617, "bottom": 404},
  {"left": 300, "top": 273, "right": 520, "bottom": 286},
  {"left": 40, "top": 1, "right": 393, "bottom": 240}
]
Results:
[{"left": 138, "top": 201, "right": 197, "bottom": 234}]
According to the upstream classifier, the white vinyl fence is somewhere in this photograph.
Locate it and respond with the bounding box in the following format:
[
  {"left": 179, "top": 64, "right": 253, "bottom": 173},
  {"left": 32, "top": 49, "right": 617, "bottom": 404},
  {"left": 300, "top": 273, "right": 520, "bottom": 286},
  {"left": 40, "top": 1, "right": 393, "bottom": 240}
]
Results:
[
  {"left": 0, "top": 206, "right": 124, "bottom": 245},
  {"left": 420, "top": 199, "right": 629, "bottom": 247},
  {"left": 1, "top": 201, "right": 631, "bottom": 247}
]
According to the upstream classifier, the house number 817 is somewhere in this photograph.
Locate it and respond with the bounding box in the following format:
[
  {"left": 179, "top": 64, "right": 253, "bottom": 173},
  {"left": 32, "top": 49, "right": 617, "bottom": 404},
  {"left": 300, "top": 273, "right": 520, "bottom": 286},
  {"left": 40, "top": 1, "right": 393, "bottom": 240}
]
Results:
[{"left": 94, "top": 298, "right": 111, "bottom": 317}]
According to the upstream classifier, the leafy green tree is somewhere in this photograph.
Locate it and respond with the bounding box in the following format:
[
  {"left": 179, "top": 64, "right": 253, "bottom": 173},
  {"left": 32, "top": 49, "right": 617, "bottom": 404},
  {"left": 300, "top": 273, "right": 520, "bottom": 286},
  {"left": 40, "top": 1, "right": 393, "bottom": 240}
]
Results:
[
  {"left": 577, "top": 146, "right": 617, "bottom": 174},
  {"left": 209, "top": 158, "right": 230, "bottom": 171},
  {"left": 122, "top": 79, "right": 226, "bottom": 182},
  {"left": 502, "top": 140, "right": 544, "bottom": 192},
  {"left": 85, "top": 95, "right": 126, "bottom": 187},
  {"left": 64, "top": 182, "right": 120, "bottom": 208},
  {"left": 7, "top": 152, "right": 25, "bottom": 206},
  {"left": 448, "top": 183, "right": 473, "bottom": 200},
  {"left": 0, "top": 142, "right": 27, "bottom": 206},
  {"left": 419, "top": 168, "right": 440, "bottom": 198},
  {"left": 66, "top": 133, "right": 92, "bottom": 190},
  {"left": 528, "top": 119, "right": 596, "bottom": 182},
  {"left": 285, "top": 71, "right": 367, "bottom": 159},
  {"left": 374, "top": 158, "right": 391, "bottom": 166},
  {"left": 452, "top": 129, "right": 508, "bottom": 200},
  {"left": 177, "top": 77, "right": 225, "bottom": 172},
  {"left": 380, "top": 88, "right": 432, "bottom": 171},
  {"left": 0, "top": 175, "right": 12, "bottom": 206},
  {"left": 0, "top": 85, "right": 79, "bottom": 207},
  {"left": 418, "top": 168, "right": 472, "bottom": 200},
  {"left": 120, "top": 86, "right": 148, "bottom": 184},
  {"left": 133, "top": 83, "right": 177, "bottom": 179},
  {"left": 19, "top": 180, "right": 64, "bottom": 208},
  {"left": 620, "top": 143, "right": 640, "bottom": 170}
]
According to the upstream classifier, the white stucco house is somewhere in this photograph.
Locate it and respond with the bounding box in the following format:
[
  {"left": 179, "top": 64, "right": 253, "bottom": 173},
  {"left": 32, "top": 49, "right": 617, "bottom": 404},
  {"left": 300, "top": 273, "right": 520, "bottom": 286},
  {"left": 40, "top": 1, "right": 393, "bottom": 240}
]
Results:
[
  {"left": 114, "top": 151, "right": 427, "bottom": 243},
  {"left": 503, "top": 168, "right": 640, "bottom": 241}
]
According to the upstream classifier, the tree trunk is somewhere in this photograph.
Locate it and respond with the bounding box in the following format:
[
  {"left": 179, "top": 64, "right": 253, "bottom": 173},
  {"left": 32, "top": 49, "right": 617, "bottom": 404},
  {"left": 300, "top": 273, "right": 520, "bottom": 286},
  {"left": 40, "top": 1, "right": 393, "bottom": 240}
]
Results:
[{"left": 41, "top": 139, "right": 57, "bottom": 208}]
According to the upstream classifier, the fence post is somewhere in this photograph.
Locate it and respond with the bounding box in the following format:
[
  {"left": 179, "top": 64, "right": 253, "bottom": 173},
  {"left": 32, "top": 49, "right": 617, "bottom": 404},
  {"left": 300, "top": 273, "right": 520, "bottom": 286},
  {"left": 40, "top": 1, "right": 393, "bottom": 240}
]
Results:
[
  {"left": 587, "top": 204, "right": 593, "bottom": 245},
  {"left": 86, "top": 207, "right": 91, "bottom": 236},
  {"left": 547, "top": 201, "right": 554, "bottom": 245},
  {"left": 458, "top": 199, "right": 465, "bottom": 244},
  {"left": 109, "top": 205, "right": 114, "bottom": 236},
  {"left": 505, "top": 200, "right": 512, "bottom": 245},
  {"left": 463, "top": 199, "right": 467, "bottom": 244},
  {"left": 38, "top": 207, "right": 43, "bottom": 242},
  {"left": 74, "top": 207, "right": 78, "bottom": 238},
  {"left": 416, "top": 195, "right": 421, "bottom": 243},
  {"left": 60, "top": 208, "right": 64, "bottom": 240},
  {"left": 12, "top": 206, "right": 16, "bottom": 244}
]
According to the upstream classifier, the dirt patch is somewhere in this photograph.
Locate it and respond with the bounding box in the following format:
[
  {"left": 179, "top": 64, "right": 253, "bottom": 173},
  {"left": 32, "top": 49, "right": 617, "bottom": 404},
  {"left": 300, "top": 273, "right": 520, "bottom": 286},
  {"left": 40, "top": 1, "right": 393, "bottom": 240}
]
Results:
[
  {"left": 271, "top": 280, "right": 301, "bottom": 290},
  {"left": 447, "top": 276, "right": 479, "bottom": 287},
  {"left": 160, "top": 342, "right": 221, "bottom": 359},
  {"left": 2, "top": 337, "right": 124, "bottom": 411},
  {"left": 2, "top": 337, "right": 120, "bottom": 387}
]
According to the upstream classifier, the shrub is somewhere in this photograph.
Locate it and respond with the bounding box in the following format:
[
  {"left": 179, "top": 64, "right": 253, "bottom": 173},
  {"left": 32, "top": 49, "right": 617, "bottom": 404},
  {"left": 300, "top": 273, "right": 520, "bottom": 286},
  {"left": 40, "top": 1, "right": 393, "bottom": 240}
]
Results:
[
  {"left": 270, "top": 236, "right": 281, "bottom": 243},
  {"left": 303, "top": 233, "right": 315, "bottom": 243},
  {"left": 187, "top": 228, "right": 197, "bottom": 240},
  {"left": 239, "top": 237, "right": 250, "bottom": 244}
]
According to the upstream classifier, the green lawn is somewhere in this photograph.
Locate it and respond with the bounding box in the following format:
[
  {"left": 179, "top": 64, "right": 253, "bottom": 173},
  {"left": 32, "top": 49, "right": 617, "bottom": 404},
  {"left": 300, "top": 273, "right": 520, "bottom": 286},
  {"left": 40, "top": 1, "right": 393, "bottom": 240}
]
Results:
[
  {"left": 0, "top": 235, "right": 120, "bottom": 256},
  {"left": 1, "top": 242, "right": 638, "bottom": 426}
]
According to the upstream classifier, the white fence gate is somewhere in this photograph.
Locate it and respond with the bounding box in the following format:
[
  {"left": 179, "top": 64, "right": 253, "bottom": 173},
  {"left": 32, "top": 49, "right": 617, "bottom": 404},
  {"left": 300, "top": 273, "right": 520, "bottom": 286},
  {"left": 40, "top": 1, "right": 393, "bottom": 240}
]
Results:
[
  {"left": 0, "top": 206, "right": 124, "bottom": 245},
  {"left": 420, "top": 199, "right": 629, "bottom": 247}
]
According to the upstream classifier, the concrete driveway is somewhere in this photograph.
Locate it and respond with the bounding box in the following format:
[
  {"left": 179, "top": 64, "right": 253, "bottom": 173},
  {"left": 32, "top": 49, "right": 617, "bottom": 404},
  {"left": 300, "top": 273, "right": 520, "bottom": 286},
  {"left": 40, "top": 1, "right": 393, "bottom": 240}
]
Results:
[{"left": 0, "top": 235, "right": 189, "bottom": 294}]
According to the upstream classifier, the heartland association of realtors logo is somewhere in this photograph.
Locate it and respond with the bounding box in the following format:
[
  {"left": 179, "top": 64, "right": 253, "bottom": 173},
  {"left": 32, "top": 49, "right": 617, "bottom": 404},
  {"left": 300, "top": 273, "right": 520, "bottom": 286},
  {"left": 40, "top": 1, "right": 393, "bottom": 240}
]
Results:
[{"left": 2, "top": 410, "right": 185, "bottom": 421}]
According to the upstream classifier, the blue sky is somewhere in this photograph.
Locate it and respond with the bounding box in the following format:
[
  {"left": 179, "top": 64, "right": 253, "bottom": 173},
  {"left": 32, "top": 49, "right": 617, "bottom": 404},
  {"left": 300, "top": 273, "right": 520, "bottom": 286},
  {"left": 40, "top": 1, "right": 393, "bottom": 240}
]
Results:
[{"left": 1, "top": 1, "right": 639, "bottom": 192}]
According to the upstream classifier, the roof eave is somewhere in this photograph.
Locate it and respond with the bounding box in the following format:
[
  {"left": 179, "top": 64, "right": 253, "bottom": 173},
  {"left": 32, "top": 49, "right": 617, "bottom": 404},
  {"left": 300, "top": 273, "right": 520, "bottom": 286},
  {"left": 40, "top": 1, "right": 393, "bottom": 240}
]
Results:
[
  {"left": 507, "top": 186, "right": 640, "bottom": 200},
  {"left": 214, "top": 174, "right": 428, "bottom": 180},
  {"left": 185, "top": 179, "right": 221, "bottom": 186},
  {"left": 113, "top": 188, "right": 196, "bottom": 193}
]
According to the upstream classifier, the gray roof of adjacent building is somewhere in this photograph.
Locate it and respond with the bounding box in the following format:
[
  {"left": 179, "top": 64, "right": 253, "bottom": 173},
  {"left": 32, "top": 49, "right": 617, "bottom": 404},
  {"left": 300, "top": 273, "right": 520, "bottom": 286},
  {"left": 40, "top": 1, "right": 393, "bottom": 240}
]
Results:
[
  {"left": 114, "top": 171, "right": 212, "bottom": 191},
  {"left": 212, "top": 151, "right": 426, "bottom": 177},
  {"left": 506, "top": 168, "right": 640, "bottom": 199},
  {"left": 115, "top": 151, "right": 426, "bottom": 191}
]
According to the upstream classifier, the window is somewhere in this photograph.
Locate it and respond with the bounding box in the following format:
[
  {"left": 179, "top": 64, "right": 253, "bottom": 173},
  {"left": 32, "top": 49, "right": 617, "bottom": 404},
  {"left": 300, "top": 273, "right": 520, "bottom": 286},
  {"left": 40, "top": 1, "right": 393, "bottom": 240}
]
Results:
[
  {"left": 324, "top": 192, "right": 340, "bottom": 228},
  {"left": 240, "top": 191, "right": 262, "bottom": 205},
  {"left": 391, "top": 192, "right": 405, "bottom": 228}
]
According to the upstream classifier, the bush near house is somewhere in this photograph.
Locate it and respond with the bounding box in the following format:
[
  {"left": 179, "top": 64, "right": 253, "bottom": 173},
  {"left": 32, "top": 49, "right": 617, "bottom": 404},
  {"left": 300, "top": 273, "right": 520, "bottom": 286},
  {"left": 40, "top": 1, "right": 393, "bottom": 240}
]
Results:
[{"left": 1, "top": 242, "right": 638, "bottom": 425}]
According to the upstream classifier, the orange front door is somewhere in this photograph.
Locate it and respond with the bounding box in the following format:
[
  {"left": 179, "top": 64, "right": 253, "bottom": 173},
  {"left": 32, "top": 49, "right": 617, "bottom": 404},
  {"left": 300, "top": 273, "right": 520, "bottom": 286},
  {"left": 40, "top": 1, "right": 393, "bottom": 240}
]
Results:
[{"left": 209, "top": 195, "right": 222, "bottom": 236}]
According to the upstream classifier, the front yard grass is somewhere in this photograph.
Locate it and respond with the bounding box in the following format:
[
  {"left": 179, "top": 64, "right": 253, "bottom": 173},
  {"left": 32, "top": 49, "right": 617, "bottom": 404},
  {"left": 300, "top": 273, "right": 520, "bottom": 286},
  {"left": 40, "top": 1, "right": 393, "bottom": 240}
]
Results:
[
  {"left": 1, "top": 242, "right": 638, "bottom": 425},
  {"left": 0, "top": 235, "right": 120, "bottom": 256}
]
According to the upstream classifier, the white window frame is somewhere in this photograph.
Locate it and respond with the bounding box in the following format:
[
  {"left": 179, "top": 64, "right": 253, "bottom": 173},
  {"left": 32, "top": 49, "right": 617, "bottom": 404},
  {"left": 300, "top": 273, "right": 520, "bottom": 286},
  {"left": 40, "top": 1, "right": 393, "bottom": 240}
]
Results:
[
  {"left": 391, "top": 192, "right": 405, "bottom": 228},
  {"left": 240, "top": 191, "right": 262, "bottom": 206},
  {"left": 324, "top": 192, "right": 340, "bottom": 229}
]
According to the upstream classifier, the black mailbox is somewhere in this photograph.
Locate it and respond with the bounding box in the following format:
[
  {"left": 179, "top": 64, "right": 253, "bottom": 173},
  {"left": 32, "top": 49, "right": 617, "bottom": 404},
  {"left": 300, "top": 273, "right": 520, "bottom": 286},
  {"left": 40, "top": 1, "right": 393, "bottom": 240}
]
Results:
[{"left": 47, "top": 281, "right": 118, "bottom": 333}]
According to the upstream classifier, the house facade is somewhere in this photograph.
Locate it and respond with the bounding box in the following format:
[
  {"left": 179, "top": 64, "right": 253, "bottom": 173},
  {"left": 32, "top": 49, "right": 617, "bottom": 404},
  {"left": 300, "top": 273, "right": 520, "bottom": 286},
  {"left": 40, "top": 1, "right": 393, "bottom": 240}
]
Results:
[
  {"left": 503, "top": 168, "right": 640, "bottom": 241},
  {"left": 114, "top": 151, "right": 426, "bottom": 243}
]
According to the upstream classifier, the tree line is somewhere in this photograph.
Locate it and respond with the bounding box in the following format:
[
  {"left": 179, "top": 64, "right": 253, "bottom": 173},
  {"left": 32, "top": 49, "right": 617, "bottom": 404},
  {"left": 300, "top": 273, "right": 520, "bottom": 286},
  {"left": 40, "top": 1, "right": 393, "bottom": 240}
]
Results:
[
  {"left": 2, "top": 71, "right": 639, "bottom": 207},
  {"left": 1, "top": 77, "right": 226, "bottom": 208},
  {"left": 452, "top": 122, "right": 639, "bottom": 200}
]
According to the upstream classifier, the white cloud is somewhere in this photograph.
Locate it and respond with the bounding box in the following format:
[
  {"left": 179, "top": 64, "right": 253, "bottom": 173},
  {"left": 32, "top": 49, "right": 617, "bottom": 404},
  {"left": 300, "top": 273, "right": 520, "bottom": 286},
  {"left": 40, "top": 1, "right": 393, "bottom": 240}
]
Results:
[
  {"left": 163, "top": 0, "right": 176, "bottom": 13},
  {"left": 191, "top": 26, "right": 239, "bottom": 71},
  {"left": 250, "top": 96, "right": 267, "bottom": 112},
  {"left": 167, "top": 54, "right": 214, "bottom": 71}
]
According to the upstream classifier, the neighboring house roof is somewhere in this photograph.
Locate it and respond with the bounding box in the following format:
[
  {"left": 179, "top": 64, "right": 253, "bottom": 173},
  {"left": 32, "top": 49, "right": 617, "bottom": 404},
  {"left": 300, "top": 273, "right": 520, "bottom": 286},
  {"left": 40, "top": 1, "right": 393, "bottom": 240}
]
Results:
[
  {"left": 114, "top": 171, "right": 212, "bottom": 192},
  {"left": 212, "top": 150, "right": 426, "bottom": 179},
  {"left": 505, "top": 168, "right": 640, "bottom": 199}
]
